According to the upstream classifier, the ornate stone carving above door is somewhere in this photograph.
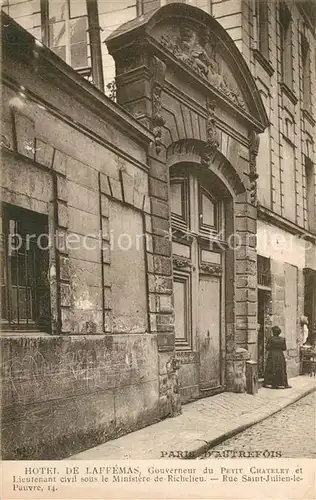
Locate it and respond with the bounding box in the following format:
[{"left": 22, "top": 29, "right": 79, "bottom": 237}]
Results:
[
  {"left": 201, "top": 98, "right": 219, "bottom": 166},
  {"left": 106, "top": 3, "right": 269, "bottom": 134},
  {"left": 199, "top": 262, "right": 222, "bottom": 276},
  {"left": 160, "top": 23, "right": 246, "bottom": 110}
]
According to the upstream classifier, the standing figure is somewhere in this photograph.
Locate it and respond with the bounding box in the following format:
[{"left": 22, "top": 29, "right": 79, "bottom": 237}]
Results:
[
  {"left": 300, "top": 315, "right": 310, "bottom": 345},
  {"left": 263, "top": 325, "right": 291, "bottom": 389}
]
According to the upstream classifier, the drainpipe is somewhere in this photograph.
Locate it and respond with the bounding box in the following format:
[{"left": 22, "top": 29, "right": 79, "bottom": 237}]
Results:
[{"left": 86, "top": 0, "right": 104, "bottom": 93}]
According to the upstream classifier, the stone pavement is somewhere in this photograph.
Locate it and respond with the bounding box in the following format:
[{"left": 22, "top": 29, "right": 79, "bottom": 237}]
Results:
[
  {"left": 68, "top": 375, "right": 316, "bottom": 460},
  {"left": 200, "top": 392, "right": 316, "bottom": 458}
]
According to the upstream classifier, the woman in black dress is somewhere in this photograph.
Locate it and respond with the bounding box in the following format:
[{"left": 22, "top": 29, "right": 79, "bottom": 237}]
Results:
[{"left": 263, "top": 326, "right": 291, "bottom": 389}]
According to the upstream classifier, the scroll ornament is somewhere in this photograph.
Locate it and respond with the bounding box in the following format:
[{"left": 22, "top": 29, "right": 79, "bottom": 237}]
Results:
[
  {"left": 172, "top": 256, "right": 192, "bottom": 269},
  {"left": 152, "top": 84, "right": 165, "bottom": 155},
  {"left": 201, "top": 98, "right": 219, "bottom": 165},
  {"left": 200, "top": 262, "right": 222, "bottom": 275},
  {"left": 249, "top": 131, "right": 260, "bottom": 205}
]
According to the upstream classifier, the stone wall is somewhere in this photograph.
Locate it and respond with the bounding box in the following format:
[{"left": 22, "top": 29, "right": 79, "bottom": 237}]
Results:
[
  {"left": 0, "top": 26, "right": 174, "bottom": 458},
  {"left": 245, "top": 0, "right": 316, "bottom": 223},
  {"left": 1, "top": 334, "right": 160, "bottom": 459},
  {"left": 246, "top": 0, "right": 316, "bottom": 377}
]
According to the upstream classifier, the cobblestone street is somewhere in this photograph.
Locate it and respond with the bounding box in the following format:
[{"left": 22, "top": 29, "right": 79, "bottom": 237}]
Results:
[{"left": 201, "top": 392, "right": 316, "bottom": 459}]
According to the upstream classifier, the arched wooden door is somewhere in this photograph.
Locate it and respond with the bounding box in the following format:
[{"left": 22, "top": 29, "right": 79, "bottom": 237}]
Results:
[{"left": 170, "top": 165, "right": 226, "bottom": 398}]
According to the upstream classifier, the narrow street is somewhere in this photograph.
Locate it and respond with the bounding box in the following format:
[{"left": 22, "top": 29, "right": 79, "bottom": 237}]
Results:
[{"left": 200, "top": 392, "right": 316, "bottom": 459}]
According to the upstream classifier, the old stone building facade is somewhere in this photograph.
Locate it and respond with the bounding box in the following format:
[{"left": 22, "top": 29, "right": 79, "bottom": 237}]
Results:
[{"left": 1, "top": 0, "right": 315, "bottom": 459}]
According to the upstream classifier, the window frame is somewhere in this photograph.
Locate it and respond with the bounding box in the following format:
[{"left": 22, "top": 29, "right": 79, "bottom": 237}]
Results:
[
  {"left": 257, "top": 255, "right": 271, "bottom": 288},
  {"left": 198, "top": 185, "right": 219, "bottom": 236},
  {"left": 279, "top": 2, "right": 293, "bottom": 90},
  {"left": 304, "top": 156, "right": 315, "bottom": 232},
  {"left": 0, "top": 203, "right": 51, "bottom": 332},
  {"left": 173, "top": 270, "right": 192, "bottom": 349},
  {"left": 256, "top": 0, "right": 269, "bottom": 59},
  {"left": 46, "top": 0, "right": 90, "bottom": 71},
  {"left": 39, "top": 0, "right": 105, "bottom": 89},
  {"left": 301, "top": 33, "right": 312, "bottom": 113},
  {"left": 170, "top": 177, "right": 189, "bottom": 230}
]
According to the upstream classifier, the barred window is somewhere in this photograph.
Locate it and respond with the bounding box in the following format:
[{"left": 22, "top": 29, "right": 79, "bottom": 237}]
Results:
[{"left": 257, "top": 255, "right": 271, "bottom": 288}]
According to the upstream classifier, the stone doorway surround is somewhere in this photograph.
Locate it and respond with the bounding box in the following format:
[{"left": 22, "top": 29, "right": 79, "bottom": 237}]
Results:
[{"left": 106, "top": 3, "right": 269, "bottom": 398}]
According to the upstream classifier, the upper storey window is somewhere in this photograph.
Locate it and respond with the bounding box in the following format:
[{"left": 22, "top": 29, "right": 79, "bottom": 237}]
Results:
[
  {"left": 170, "top": 171, "right": 221, "bottom": 238},
  {"left": 164, "top": 0, "right": 211, "bottom": 14},
  {"left": 301, "top": 33, "right": 312, "bottom": 113},
  {"left": 1, "top": 0, "right": 93, "bottom": 81},
  {"left": 199, "top": 188, "right": 218, "bottom": 233},
  {"left": 280, "top": 2, "right": 293, "bottom": 90},
  {"left": 47, "top": 0, "right": 89, "bottom": 71},
  {"left": 97, "top": 1, "right": 138, "bottom": 91},
  {"left": 255, "top": 0, "right": 269, "bottom": 59},
  {"left": 170, "top": 178, "right": 189, "bottom": 227}
]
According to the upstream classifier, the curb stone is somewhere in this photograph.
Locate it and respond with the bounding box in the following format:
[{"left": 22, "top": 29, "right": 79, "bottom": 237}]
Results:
[{"left": 187, "top": 385, "right": 316, "bottom": 459}]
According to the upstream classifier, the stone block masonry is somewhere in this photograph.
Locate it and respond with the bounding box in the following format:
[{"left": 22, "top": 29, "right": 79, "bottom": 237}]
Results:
[{"left": 1, "top": 23, "right": 171, "bottom": 459}]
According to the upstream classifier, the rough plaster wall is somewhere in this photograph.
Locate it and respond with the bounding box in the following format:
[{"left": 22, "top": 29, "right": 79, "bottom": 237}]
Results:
[
  {"left": 1, "top": 334, "right": 160, "bottom": 459},
  {"left": 109, "top": 202, "right": 148, "bottom": 333}
]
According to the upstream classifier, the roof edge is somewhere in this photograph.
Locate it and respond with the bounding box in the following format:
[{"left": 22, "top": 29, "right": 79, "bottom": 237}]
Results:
[{"left": 1, "top": 11, "right": 154, "bottom": 146}]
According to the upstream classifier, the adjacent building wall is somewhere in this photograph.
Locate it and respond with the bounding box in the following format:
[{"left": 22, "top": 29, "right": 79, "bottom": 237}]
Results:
[{"left": 246, "top": 0, "right": 316, "bottom": 369}]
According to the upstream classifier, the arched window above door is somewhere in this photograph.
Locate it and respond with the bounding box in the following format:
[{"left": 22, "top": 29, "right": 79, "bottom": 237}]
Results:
[
  {"left": 170, "top": 168, "right": 223, "bottom": 240},
  {"left": 170, "top": 177, "right": 188, "bottom": 228},
  {"left": 199, "top": 187, "right": 218, "bottom": 234}
]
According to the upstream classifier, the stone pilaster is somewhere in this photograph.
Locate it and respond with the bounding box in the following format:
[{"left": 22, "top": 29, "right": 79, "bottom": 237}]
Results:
[
  {"left": 99, "top": 173, "right": 112, "bottom": 333},
  {"left": 234, "top": 195, "right": 258, "bottom": 358},
  {"left": 249, "top": 131, "right": 260, "bottom": 205},
  {"left": 52, "top": 150, "right": 70, "bottom": 334}
]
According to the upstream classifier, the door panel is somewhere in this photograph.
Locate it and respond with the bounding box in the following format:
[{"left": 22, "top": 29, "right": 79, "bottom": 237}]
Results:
[
  {"left": 198, "top": 275, "right": 221, "bottom": 390},
  {"left": 284, "top": 264, "right": 298, "bottom": 349},
  {"left": 257, "top": 290, "right": 265, "bottom": 378}
]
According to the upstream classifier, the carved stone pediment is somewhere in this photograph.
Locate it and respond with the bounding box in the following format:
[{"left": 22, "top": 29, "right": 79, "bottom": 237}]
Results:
[
  {"left": 159, "top": 22, "right": 247, "bottom": 111},
  {"left": 106, "top": 4, "right": 269, "bottom": 132}
]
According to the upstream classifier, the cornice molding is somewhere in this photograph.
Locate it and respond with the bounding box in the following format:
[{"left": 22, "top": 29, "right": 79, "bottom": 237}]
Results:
[
  {"left": 2, "top": 76, "right": 150, "bottom": 175},
  {"left": 280, "top": 83, "right": 298, "bottom": 106},
  {"left": 258, "top": 205, "right": 316, "bottom": 243},
  {"left": 252, "top": 49, "right": 275, "bottom": 77},
  {"left": 199, "top": 262, "right": 222, "bottom": 276},
  {"left": 296, "top": 3, "right": 316, "bottom": 35},
  {"left": 303, "top": 109, "right": 316, "bottom": 127}
]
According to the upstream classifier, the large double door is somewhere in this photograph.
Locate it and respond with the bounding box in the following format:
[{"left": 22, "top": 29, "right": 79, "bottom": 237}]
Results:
[{"left": 171, "top": 167, "right": 225, "bottom": 397}]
